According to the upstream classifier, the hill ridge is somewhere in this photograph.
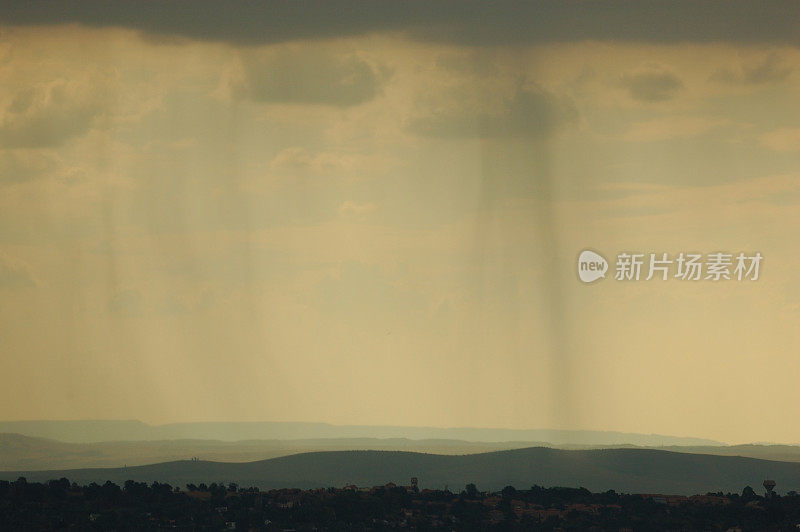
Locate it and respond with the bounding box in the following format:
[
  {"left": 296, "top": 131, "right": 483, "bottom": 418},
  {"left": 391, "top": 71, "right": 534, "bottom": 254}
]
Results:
[{"left": 3, "top": 446, "right": 799, "bottom": 496}]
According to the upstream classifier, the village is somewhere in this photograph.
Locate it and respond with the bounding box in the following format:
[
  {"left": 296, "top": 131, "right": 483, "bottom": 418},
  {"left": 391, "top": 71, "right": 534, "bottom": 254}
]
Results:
[{"left": 2, "top": 475, "right": 798, "bottom": 530}]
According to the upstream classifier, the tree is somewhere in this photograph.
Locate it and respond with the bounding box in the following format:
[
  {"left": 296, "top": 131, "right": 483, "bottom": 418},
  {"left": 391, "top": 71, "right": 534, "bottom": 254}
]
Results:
[{"left": 501, "top": 486, "right": 517, "bottom": 499}]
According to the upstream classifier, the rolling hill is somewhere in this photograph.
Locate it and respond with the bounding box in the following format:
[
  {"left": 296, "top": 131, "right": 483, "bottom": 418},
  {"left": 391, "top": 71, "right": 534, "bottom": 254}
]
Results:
[
  {"left": 5, "top": 432, "right": 800, "bottom": 472},
  {"left": 0, "top": 433, "right": 537, "bottom": 470},
  {"left": 3, "top": 447, "right": 799, "bottom": 496},
  {"left": 0, "top": 420, "right": 724, "bottom": 446}
]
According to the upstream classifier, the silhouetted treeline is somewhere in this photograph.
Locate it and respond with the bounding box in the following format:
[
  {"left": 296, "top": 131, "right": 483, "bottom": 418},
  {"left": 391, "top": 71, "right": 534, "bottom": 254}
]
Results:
[{"left": 1, "top": 476, "right": 799, "bottom": 530}]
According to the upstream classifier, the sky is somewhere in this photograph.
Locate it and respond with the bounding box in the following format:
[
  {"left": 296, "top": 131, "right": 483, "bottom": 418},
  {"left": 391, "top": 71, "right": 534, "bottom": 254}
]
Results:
[{"left": 0, "top": 2, "right": 799, "bottom": 444}]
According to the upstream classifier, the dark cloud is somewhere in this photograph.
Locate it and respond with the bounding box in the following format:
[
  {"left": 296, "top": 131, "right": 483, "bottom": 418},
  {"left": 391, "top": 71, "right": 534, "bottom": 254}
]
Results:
[
  {"left": 620, "top": 71, "right": 683, "bottom": 102},
  {"left": 0, "top": 82, "right": 102, "bottom": 149},
  {"left": 710, "top": 55, "right": 793, "bottom": 85},
  {"left": 236, "top": 50, "right": 387, "bottom": 107},
  {"left": 408, "top": 86, "right": 577, "bottom": 139},
  {"left": 1, "top": 1, "right": 798, "bottom": 46},
  {"left": 434, "top": 52, "right": 500, "bottom": 77}
]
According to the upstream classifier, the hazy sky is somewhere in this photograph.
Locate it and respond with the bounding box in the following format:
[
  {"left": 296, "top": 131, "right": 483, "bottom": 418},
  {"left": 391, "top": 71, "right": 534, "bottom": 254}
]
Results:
[{"left": 1, "top": 3, "right": 799, "bottom": 444}]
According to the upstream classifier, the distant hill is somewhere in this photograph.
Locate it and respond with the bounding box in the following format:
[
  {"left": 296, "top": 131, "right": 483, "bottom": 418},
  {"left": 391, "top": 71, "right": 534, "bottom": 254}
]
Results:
[
  {"left": 657, "top": 444, "right": 800, "bottom": 464},
  {"left": 3, "top": 447, "right": 799, "bottom": 496},
  {"left": 0, "top": 420, "right": 724, "bottom": 446},
  {"left": 5, "top": 432, "right": 800, "bottom": 473},
  {"left": 0, "top": 433, "right": 537, "bottom": 470}
]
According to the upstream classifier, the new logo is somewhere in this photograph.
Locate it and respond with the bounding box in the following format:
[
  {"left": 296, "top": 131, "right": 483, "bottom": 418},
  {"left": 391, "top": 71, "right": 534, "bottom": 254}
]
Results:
[{"left": 577, "top": 250, "right": 608, "bottom": 283}]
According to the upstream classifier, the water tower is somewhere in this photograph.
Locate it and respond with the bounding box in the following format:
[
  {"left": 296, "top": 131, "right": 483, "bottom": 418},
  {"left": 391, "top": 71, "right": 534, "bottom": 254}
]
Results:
[{"left": 763, "top": 479, "right": 776, "bottom": 498}]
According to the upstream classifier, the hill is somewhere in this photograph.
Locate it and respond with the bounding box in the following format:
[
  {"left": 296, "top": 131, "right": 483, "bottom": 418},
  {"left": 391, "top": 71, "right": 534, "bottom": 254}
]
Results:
[
  {"left": 3, "top": 447, "right": 799, "bottom": 495},
  {"left": 0, "top": 420, "right": 725, "bottom": 445},
  {"left": 5, "top": 433, "right": 800, "bottom": 472},
  {"left": 0, "top": 433, "right": 534, "bottom": 470}
]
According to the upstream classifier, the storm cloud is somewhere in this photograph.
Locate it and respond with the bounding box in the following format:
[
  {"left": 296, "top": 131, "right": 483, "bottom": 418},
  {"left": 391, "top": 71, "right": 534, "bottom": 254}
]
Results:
[
  {"left": 236, "top": 50, "right": 387, "bottom": 107},
  {"left": 620, "top": 70, "right": 684, "bottom": 102},
  {"left": 409, "top": 86, "right": 577, "bottom": 138},
  {"left": 0, "top": 80, "right": 104, "bottom": 149},
  {"left": 711, "top": 55, "right": 793, "bottom": 85},
  {"left": 2, "top": 1, "right": 798, "bottom": 47}
]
